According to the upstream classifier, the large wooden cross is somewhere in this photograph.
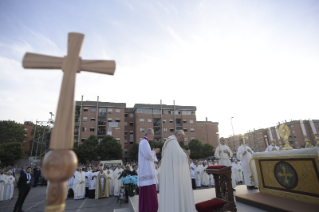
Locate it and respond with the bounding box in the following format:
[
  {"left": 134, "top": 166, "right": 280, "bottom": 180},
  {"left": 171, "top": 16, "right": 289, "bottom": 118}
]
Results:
[{"left": 22, "top": 33, "right": 116, "bottom": 212}]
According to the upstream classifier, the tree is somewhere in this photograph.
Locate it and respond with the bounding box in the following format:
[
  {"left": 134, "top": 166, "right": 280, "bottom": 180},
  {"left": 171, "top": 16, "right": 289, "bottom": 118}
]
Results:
[
  {"left": 179, "top": 141, "right": 188, "bottom": 150},
  {"left": 0, "top": 120, "right": 26, "bottom": 143},
  {"left": 188, "top": 139, "right": 203, "bottom": 159},
  {"left": 149, "top": 140, "right": 164, "bottom": 159},
  {"left": 97, "top": 135, "right": 123, "bottom": 160},
  {"left": 74, "top": 135, "right": 99, "bottom": 164},
  {"left": 201, "top": 143, "right": 215, "bottom": 158},
  {"left": 0, "top": 142, "right": 23, "bottom": 166},
  {"left": 129, "top": 143, "right": 139, "bottom": 161}
]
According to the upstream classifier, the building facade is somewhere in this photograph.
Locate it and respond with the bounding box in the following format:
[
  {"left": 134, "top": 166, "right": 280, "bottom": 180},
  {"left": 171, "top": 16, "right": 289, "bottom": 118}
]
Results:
[{"left": 74, "top": 99, "right": 219, "bottom": 159}]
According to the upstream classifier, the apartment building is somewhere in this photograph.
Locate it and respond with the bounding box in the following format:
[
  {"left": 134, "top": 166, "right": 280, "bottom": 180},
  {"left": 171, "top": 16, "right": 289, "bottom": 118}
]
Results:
[
  {"left": 74, "top": 99, "right": 219, "bottom": 159},
  {"left": 242, "top": 119, "right": 319, "bottom": 152}
]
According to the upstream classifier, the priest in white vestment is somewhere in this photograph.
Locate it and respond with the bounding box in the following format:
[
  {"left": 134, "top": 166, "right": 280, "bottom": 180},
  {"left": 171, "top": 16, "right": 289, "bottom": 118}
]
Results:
[
  {"left": 105, "top": 169, "right": 114, "bottom": 196},
  {"left": 215, "top": 137, "right": 237, "bottom": 190},
  {"left": 159, "top": 130, "right": 196, "bottom": 212},
  {"left": 233, "top": 160, "right": 243, "bottom": 183},
  {"left": 201, "top": 163, "right": 209, "bottom": 187},
  {"left": 113, "top": 165, "right": 123, "bottom": 196},
  {"left": 95, "top": 167, "right": 109, "bottom": 199},
  {"left": 0, "top": 169, "right": 7, "bottom": 201},
  {"left": 138, "top": 128, "right": 160, "bottom": 212},
  {"left": 3, "top": 171, "right": 15, "bottom": 200},
  {"left": 237, "top": 138, "right": 257, "bottom": 189},
  {"left": 88, "top": 168, "right": 98, "bottom": 199},
  {"left": 195, "top": 163, "right": 202, "bottom": 187},
  {"left": 73, "top": 167, "right": 86, "bottom": 199}
]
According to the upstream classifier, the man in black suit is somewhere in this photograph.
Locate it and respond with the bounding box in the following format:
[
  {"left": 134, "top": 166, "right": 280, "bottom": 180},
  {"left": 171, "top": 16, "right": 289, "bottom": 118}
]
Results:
[
  {"left": 33, "top": 165, "right": 41, "bottom": 187},
  {"left": 13, "top": 167, "right": 32, "bottom": 212}
]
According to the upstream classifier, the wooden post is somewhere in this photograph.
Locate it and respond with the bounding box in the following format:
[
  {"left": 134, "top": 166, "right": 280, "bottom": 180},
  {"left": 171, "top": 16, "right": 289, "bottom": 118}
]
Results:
[{"left": 22, "top": 32, "right": 116, "bottom": 212}]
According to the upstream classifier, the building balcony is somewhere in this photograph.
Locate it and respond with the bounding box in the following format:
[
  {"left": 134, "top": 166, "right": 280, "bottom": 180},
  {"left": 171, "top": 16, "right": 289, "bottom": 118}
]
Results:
[
  {"left": 176, "top": 123, "right": 182, "bottom": 127},
  {"left": 75, "top": 122, "right": 80, "bottom": 126},
  {"left": 98, "top": 112, "right": 106, "bottom": 116},
  {"left": 98, "top": 120, "right": 106, "bottom": 125},
  {"left": 75, "top": 111, "right": 80, "bottom": 116}
]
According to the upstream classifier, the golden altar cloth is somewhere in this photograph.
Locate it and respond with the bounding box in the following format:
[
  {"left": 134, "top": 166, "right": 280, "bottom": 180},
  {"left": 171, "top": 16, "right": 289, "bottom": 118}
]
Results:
[{"left": 250, "top": 148, "right": 319, "bottom": 205}]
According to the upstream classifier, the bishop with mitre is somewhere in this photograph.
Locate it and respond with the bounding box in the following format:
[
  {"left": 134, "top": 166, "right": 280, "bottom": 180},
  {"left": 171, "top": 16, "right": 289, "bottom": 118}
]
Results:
[{"left": 159, "top": 130, "right": 196, "bottom": 212}]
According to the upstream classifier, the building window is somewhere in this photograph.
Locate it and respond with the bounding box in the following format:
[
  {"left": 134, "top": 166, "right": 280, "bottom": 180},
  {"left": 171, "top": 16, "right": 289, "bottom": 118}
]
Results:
[
  {"left": 99, "top": 108, "right": 106, "bottom": 115},
  {"left": 130, "top": 114, "right": 134, "bottom": 118},
  {"left": 190, "top": 128, "right": 195, "bottom": 132},
  {"left": 153, "top": 109, "right": 161, "bottom": 114},
  {"left": 184, "top": 128, "right": 188, "bottom": 132},
  {"left": 191, "top": 137, "right": 195, "bottom": 140},
  {"left": 130, "top": 122, "right": 134, "bottom": 126},
  {"left": 90, "top": 127, "right": 95, "bottom": 132},
  {"left": 137, "top": 109, "right": 144, "bottom": 113},
  {"left": 91, "top": 117, "right": 95, "bottom": 122},
  {"left": 291, "top": 125, "right": 294, "bottom": 128},
  {"left": 140, "top": 119, "right": 145, "bottom": 123},
  {"left": 189, "top": 120, "right": 194, "bottom": 124},
  {"left": 184, "top": 138, "right": 188, "bottom": 142},
  {"left": 116, "top": 109, "right": 121, "bottom": 113},
  {"left": 108, "top": 109, "right": 113, "bottom": 113},
  {"left": 124, "top": 140, "right": 128, "bottom": 144},
  {"left": 292, "top": 130, "right": 295, "bottom": 133},
  {"left": 170, "top": 128, "right": 174, "bottom": 132},
  {"left": 125, "top": 113, "right": 128, "bottom": 117},
  {"left": 164, "top": 128, "right": 167, "bottom": 132},
  {"left": 108, "top": 118, "right": 112, "bottom": 122},
  {"left": 124, "top": 131, "right": 128, "bottom": 136},
  {"left": 83, "top": 117, "right": 87, "bottom": 122},
  {"left": 148, "top": 119, "right": 152, "bottom": 123},
  {"left": 82, "top": 127, "right": 86, "bottom": 132},
  {"left": 174, "top": 111, "right": 181, "bottom": 114},
  {"left": 140, "top": 138, "right": 143, "bottom": 141},
  {"left": 115, "top": 118, "right": 121, "bottom": 122},
  {"left": 83, "top": 108, "right": 88, "bottom": 112},
  {"left": 81, "top": 138, "right": 86, "bottom": 142},
  {"left": 140, "top": 128, "right": 145, "bottom": 132},
  {"left": 91, "top": 108, "right": 96, "bottom": 112},
  {"left": 125, "top": 122, "right": 128, "bottom": 126},
  {"left": 183, "top": 119, "right": 187, "bottom": 123},
  {"left": 116, "top": 138, "right": 120, "bottom": 142},
  {"left": 170, "top": 119, "right": 173, "bottom": 123},
  {"left": 163, "top": 119, "right": 167, "bottom": 123}
]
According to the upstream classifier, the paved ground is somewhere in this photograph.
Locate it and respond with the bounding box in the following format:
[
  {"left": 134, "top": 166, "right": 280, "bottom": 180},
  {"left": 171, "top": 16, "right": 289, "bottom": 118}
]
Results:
[
  {"left": 0, "top": 183, "right": 250, "bottom": 212},
  {"left": 0, "top": 186, "right": 129, "bottom": 212}
]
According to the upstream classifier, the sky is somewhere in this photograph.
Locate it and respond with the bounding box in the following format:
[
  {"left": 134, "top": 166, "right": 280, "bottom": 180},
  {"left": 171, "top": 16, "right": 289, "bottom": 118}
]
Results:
[{"left": 0, "top": 0, "right": 318, "bottom": 138}]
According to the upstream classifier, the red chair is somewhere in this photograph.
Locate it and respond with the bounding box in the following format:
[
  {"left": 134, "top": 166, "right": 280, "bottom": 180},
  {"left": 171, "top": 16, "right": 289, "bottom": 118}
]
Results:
[{"left": 195, "top": 165, "right": 237, "bottom": 212}]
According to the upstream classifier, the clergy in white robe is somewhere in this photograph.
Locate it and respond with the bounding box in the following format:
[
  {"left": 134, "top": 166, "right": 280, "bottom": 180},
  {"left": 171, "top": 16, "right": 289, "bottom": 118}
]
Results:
[
  {"left": 233, "top": 160, "right": 243, "bottom": 183},
  {"left": 73, "top": 168, "right": 86, "bottom": 199},
  {"left": 95, "top": 168, "right": 109, "bottom": 199},
  {"left": 195, "top": 164, "right": 202, "bottom": 187},
  {"left": 113, "top": 165, "right": 123, "bottom": 196},
  {"left": 138, "top": 129, "right": 160, "bottom": 212},
  {"left": 88, "top": 169, "right": 98, "bottom": 199},
  {"left": 0, "top": 170, "right": 7, "bottom": 201},
  {"left": 105, "top": 169, "right": 114, "bottom": 196},
  {"left": 215, "top": 137, "right": 237, "bottom": 190},
  {"left": 159, "top": 131, "right": 196, "bottom": 212},
  {"left": 201, "top": 163, "right": 209, "bottom": 187},
  {"left": 155, "top": 166, "right": 160, "bottom": 192},
  {"left": 84, "top": 171, "right": 91, "bottom": 197},
  {"left": 3, "top": 171, "right": 15, "bottom": 200},
  {"left": 237, "top": 139, "right": 256, "bottom": 189}
]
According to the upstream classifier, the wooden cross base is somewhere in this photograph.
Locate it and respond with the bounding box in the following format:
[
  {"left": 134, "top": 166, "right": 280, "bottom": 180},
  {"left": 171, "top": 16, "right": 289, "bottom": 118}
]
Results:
[{"left": 42, "top": 150, "right": 78, "bottom": 212}]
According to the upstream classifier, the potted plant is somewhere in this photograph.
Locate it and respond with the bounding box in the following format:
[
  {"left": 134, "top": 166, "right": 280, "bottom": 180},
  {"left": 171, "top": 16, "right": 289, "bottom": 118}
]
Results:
[{"left": 121, "top": 175, "right": 138, "bottom": 197}]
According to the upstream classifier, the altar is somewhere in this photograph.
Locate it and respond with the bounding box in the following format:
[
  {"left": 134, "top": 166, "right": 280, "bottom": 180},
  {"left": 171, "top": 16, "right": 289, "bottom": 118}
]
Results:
[{"left": 249, "top": 148, "right": 319, "bottom": 205}]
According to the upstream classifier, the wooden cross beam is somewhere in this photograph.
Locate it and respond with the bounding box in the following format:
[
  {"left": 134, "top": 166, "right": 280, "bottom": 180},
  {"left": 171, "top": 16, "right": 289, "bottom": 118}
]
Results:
[{"left": 22, "top": 32, "right": 116, "bottom": 212}]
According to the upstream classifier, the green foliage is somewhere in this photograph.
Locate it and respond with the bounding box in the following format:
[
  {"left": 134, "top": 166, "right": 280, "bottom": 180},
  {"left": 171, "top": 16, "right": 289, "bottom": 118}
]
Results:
[
  {"left": 129, "top": 143, "right": 139, "bottom": 161},
  {"left": 188, "top": 139, "right": 203, "bottom": 159},
  {"left": 179, "top": 141, "right": 188, "bottom": 150},
  {"left": 0, "top": 142, "right": 23, "bottom": 166},
  {"left": 0, "top": 120, "right": 26, "bottom": 144},
  {"left": 201, "top": 143, "right": 215, "bottom": 158},
  {"left": 97, "top": 135, "right": 123, "bottom": 160},
  {"left": 75, "top": 135, "right": 99, "bottom": 163},
  {"left": 149, "top": 140, "right": 163, "bottom": 159}
]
